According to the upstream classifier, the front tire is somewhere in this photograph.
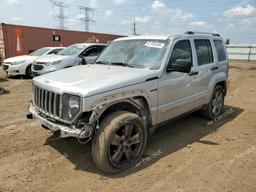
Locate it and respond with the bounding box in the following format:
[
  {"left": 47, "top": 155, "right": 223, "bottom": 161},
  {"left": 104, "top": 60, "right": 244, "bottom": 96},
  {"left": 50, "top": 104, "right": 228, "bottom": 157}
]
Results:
[
  {"left": 201, "top": 85, "right": 224, "bottom": 120},
  {"left": 92, "top": 111, "right": 147, "bottom": 174},
  {"left": 25, "top": 64, "right": 32, "bottom": 78}
]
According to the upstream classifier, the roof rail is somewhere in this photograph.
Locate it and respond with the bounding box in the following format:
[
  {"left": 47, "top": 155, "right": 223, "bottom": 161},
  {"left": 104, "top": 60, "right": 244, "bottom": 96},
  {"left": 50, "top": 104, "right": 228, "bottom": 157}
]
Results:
[
  {"left": 185, "top": 31, "right": 194, "bottom": 35},
  {"left": 184, "top": 31, "right": 220, "bottom": 37}
]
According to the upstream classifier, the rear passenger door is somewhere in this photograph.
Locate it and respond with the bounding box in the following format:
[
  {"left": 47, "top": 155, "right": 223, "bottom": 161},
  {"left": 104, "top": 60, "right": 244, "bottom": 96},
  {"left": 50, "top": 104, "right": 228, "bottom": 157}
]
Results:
[{"left": 191, "top": 39, "right": 217, "bottom": 101}]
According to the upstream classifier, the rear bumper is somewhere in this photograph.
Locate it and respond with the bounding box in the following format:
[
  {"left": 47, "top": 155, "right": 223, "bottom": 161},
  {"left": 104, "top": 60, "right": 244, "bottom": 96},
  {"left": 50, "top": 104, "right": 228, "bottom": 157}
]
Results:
[{"left": 27, "top": 102, "right": 89, "bottom": 138}]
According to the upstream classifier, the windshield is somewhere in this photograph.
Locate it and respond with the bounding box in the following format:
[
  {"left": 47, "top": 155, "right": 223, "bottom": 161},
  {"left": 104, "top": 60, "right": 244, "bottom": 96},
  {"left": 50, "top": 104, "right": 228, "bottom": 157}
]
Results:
[
  {"left": 29, "top": 48, "right": 50, "bottom": 56},
  {"left": 95, "top": 39, "right": 168, "bottom": 69},
  {"left": 57, "top": 44, "right": 86, "bottom": 56}
]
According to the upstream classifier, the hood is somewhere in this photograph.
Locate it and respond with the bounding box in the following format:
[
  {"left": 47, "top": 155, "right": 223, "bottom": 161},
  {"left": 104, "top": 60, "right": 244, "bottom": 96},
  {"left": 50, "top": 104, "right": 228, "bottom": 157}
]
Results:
[
  {"left": 33, "top": 64, "right": 158, "bottom": 97},
  {"left": 4, "top": 55, "right": 37, "bottom": 64},
  {"left": 35, "top": 54, "right": 71, "bottom": 63}
]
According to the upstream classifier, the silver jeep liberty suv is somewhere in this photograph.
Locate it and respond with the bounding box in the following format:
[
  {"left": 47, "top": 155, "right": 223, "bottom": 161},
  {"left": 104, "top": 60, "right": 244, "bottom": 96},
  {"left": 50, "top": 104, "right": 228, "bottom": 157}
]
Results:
[{"left": 27, "top": 31, "right": 229, "bottom": 173}]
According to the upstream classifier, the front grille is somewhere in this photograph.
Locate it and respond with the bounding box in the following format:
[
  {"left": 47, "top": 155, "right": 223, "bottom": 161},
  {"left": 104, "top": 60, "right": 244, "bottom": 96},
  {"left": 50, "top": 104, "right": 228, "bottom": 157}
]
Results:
[
  {"left": 33, "top": 85, "right": 62, "bottom": 119},
  {"left": 3, "top": 65, "right": 9, "bottom": 71},
  {"left": 33, "top": 64, "right": 44, "bottom": 71}
]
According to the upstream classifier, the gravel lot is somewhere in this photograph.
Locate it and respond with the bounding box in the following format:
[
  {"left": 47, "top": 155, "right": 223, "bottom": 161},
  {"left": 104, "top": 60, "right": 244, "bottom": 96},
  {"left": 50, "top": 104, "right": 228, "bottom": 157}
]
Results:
[{"left": 0, "top": 61, "right": 256, "bottom": 192}]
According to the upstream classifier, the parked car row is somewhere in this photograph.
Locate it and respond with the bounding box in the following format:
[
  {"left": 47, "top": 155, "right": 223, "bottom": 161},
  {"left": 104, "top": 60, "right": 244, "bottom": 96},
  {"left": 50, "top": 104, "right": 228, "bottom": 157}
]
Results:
[
  {"left": 2, "top": 43, "right": 106, "bottom": 77},
  {"left": 2, "top": 47, "right": 64, "bottom": 77},
  {"left": 26, "top": 32, "right": 229, "bottom": 174}
]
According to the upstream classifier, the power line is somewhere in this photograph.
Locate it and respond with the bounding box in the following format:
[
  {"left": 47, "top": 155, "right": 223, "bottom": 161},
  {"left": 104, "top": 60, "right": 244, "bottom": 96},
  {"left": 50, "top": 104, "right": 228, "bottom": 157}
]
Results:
[
  {"left": 132, "top": 20, "right": 137, "bottom": 36},
  {"left": 78, "top": 6, "right": 95, "bottom": 32},
  {"left": 95, "top": 0, "right": 219, "bottom": 10},
  {"left": 49, "top": 0, "right": 69, "bottom": 29}
]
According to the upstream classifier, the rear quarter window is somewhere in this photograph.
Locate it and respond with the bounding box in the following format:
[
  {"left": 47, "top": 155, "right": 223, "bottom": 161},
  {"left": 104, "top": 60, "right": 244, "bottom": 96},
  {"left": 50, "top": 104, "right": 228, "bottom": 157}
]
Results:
[
  {"left": 194, "top": 39, "right": 213, "bottom": 65},
  {"left": 214, "top": 40, "right": 226, "bottom": 62}
]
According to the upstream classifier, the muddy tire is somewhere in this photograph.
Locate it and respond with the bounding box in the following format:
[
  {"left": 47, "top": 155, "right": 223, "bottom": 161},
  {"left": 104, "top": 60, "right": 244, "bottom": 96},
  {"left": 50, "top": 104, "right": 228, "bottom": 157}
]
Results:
[
  {"left": 92, "top": 111, "right": 147, "bottom": 174},
  {"left": 200, "top": 85, "right": 224, "bottom": 120}
]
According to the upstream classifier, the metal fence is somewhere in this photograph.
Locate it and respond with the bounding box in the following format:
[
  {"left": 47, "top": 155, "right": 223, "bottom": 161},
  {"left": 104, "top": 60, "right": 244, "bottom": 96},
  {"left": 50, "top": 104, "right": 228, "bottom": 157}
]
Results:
[{"left": 227, "top": 45, "right": 256, "bottom": 61}]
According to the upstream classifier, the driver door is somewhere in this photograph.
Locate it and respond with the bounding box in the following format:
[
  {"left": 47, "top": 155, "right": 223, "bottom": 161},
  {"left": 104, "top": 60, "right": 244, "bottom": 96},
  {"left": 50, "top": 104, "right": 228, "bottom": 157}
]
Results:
[{"left": 157, "top": 39, "right": 201, "bottom": 123}]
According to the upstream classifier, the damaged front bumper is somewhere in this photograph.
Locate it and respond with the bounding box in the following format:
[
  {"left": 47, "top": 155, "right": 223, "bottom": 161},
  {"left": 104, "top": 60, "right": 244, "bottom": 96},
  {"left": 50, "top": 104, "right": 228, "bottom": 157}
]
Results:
[{"left": 27, "top": 102, "right": 92, "bottom": 139}]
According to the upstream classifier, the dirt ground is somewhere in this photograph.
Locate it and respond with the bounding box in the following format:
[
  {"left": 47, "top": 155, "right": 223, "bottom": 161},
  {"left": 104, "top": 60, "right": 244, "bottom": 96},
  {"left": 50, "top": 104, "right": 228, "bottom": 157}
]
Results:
[{"left": 0, "top": 61, "right": 255, "bottom": 192}]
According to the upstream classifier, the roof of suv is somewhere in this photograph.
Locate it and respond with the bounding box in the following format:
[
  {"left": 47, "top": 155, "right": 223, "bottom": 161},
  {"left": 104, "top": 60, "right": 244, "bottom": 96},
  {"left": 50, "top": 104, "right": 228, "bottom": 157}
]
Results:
[
  {"left": 115, "top": 32, "right": 223, "bottom": 42},
  {"left": 115, "top": 35, "right": 170, "bottom": 41}
]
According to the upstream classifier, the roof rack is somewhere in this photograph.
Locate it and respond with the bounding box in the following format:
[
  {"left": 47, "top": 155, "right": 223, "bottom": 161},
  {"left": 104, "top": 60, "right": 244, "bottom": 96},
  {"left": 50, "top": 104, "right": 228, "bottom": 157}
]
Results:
[{"left": 185, "top": 31, "right": 220, "bottom": 37}]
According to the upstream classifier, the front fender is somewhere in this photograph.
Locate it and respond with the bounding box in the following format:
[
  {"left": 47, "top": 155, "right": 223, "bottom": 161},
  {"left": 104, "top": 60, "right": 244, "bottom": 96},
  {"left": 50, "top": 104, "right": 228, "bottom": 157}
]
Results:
[{"left": 81, "top": 81, "right": 158, "bottom": 125}]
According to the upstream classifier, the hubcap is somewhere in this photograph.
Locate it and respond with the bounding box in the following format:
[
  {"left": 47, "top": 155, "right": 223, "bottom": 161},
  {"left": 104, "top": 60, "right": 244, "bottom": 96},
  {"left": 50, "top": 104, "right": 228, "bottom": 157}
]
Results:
[
  {"left": 212, "top": 90, "right": 223, "bottom": 117},
  {"left": 108, "top": 123, "right": 143, "bottom": 168}
]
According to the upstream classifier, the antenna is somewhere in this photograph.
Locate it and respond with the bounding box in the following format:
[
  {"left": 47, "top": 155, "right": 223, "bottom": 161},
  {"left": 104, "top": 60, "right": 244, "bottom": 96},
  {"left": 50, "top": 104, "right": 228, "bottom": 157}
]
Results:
[
  {"left": 78, "top": 6, "right": 95, "bottom": 32},
  {"left": 49, "top": 0, "right": 69, "bottom": 29}
]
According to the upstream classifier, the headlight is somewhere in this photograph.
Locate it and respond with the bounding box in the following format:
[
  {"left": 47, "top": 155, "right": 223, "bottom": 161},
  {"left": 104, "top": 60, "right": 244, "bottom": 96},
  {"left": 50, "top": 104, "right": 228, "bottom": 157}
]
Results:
[
  {"left": 51, "top": 60, "right": 62, "bottom": 65},
  {"left": 62, "top": 94, "right": 81, "bottom": 121},
  {"left": 13, "top": 60, "right": 26, "bottom": 65}
]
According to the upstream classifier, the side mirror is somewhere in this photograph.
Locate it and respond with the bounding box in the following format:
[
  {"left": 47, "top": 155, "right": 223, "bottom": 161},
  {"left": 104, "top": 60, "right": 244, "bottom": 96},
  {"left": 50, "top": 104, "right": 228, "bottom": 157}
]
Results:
[
  {"left": 167, "top": 59, "right": 192, "bottom": 73},
  {"left": 89, "top": 57, "right": 97, "bottom": 64},
  {"left": 81, "top": 58, "right": 87, "bottom": 65}
]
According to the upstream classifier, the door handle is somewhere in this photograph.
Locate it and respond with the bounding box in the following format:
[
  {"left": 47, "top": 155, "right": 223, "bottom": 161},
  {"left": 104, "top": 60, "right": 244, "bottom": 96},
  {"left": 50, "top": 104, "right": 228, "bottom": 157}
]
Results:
[
  {"left": 211, "top": 66, "right": 219, "bottom": 71},
  {"left": 189, "top": 71, "right": 198, "bottom": 76}
]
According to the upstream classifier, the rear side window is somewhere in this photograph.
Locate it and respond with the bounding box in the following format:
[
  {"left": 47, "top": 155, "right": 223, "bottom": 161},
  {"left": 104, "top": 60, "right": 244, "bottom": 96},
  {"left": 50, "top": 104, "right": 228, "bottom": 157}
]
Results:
[
  {"left": 194, "top": 39, "right": 213, "bottom": 65},
  {"left": 48, "top": 49, "right": 63, "bottom": 55},
  {"left": 83, "top": 47, "right": 99, "bottom": 57},
  {"left": 214, "top": 40, "right": 226, "bottom": 62},
  {"left": 169, "top": 40, "right": 192, "bottom": 65}
]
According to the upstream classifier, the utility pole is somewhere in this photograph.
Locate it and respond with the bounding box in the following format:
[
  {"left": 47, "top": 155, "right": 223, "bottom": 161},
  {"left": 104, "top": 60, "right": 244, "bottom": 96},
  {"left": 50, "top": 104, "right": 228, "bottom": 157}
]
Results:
[
  {"left": 132, "top": 20, "right": 137, "bottom": 36},
  {"left": 78, "top": 6, "right": 95, "bottom": 32},
  {"left": 49, "top": 0, "right": 69, "bottom": 29}
]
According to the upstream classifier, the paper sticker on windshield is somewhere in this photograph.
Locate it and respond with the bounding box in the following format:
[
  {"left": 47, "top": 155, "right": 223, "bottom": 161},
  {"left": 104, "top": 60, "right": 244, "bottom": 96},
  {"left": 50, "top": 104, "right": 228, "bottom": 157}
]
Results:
[{"left": 145, "top": 41, "right": 164, "bottom": 49}]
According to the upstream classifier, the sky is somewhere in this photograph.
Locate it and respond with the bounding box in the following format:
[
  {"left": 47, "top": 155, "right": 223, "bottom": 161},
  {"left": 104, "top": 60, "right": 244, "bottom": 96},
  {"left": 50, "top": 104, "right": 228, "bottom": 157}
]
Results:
[{"left": 0, "top": 0, "right": 256, "bottom": 44}]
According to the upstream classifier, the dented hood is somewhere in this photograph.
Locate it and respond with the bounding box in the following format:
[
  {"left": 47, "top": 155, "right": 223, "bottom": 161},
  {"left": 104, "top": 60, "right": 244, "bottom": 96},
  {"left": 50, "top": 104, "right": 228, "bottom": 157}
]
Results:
[{"left": 33, "top": 64, "right": 157, "bottom": 97}]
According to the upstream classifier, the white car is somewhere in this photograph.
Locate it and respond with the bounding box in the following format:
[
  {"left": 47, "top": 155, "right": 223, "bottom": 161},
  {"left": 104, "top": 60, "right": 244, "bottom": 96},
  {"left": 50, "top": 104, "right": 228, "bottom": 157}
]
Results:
[
  {"left": 2, "top": 47, "right": 64, "bottom": 78},
  {"left": 31, "top": 43, "right": 106, "bottom": 76}
]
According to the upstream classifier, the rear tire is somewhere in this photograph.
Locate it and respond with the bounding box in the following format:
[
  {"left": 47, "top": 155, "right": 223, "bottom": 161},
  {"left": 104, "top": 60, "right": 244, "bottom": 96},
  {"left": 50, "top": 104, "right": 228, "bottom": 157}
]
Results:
[
  {"left": 92, "top": 111, "right": 147, "bottom": 174},
  {"left": 200, "top": 85, "right": 224, "bottom": 120}
]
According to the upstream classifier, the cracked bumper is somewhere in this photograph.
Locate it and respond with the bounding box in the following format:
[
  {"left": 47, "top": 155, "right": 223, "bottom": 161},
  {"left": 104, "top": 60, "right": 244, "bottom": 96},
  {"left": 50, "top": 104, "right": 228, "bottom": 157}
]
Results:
[{"left": 27, "top": 102, "right": 88, "bottom": 138}]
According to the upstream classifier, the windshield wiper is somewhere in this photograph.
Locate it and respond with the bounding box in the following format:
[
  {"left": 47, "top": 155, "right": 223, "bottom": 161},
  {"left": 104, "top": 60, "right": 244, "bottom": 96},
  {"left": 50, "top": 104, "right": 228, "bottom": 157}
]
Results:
[
  {"left": 95, "top": 61, "right": 134, "bottom": 68},
  {"left": 110, "top": 62, "right": 134, "bottom": 68},
  {"left": 95, "top": 61, "right": 109, "bottom": 64}
]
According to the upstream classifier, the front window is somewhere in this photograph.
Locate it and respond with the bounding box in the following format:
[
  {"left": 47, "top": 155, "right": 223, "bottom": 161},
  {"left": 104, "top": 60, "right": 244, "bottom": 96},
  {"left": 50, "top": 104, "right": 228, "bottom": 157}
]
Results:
[
  {"left": 57, "top": 44, "right": 86, "bottom": 56},
  {"left": 29, "top": 48, "right": 51, "bottom": 56},
  {"left": 95, "top": 39, "right": 169, "bottom": 70},
  {"left": 169, "top": 40, "right": 192, "bottom": 66}
]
